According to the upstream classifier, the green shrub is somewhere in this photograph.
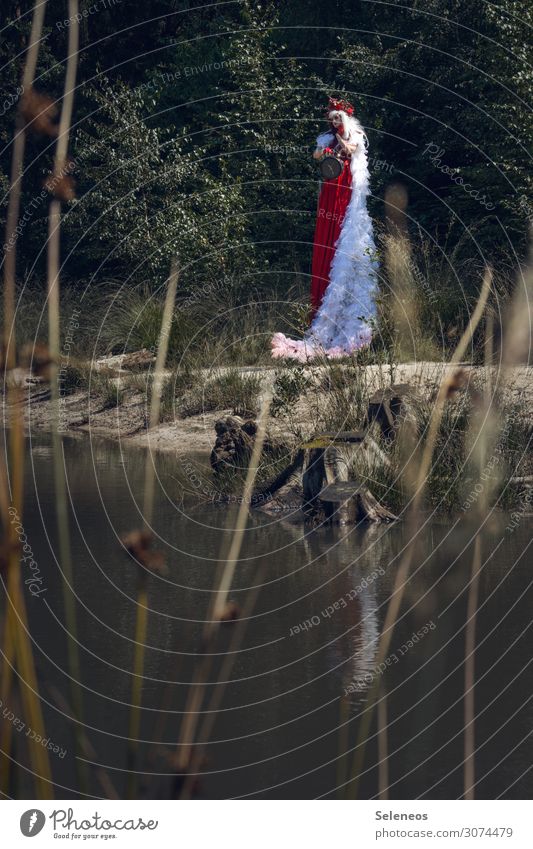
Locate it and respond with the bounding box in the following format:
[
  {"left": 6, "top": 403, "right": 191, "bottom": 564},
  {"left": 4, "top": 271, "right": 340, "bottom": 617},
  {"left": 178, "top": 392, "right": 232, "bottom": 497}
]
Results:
[
  {"left": 58, "top": 364, "right": 89, "bottom": 395},
  {"left": 91, "top": 374, "right": 125, "bottom": 409},
  {"left": 270, "top": 365, "right": 312, "bottom": 418},
  {"left": 180, "top": 369, "right": 262, "bottom": 418}
]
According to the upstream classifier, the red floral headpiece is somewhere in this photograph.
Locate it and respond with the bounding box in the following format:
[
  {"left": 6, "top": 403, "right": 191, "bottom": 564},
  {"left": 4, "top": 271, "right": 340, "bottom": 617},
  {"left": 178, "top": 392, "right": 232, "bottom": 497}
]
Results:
[{"left": 326, "top": 96, "right": 355, "bottom": 117}]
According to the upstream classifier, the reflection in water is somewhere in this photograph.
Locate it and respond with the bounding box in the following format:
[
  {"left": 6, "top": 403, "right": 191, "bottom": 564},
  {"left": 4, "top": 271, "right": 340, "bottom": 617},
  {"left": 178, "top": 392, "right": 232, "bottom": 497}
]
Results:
[{"left": 12, "top": 431, "right": 533, "bottom": 799}]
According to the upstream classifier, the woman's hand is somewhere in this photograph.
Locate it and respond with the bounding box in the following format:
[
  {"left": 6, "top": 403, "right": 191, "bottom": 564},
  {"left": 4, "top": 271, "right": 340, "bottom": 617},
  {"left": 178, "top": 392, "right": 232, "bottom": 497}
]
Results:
[{"left": 314, "top": 146, "right": 335, "bottom": 160}]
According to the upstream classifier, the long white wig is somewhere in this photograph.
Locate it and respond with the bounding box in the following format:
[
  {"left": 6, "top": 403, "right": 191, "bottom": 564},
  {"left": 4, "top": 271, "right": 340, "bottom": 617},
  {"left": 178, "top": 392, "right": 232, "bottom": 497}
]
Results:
[{"left": 316, "top": 109, "right": 368, "bottom": 150}]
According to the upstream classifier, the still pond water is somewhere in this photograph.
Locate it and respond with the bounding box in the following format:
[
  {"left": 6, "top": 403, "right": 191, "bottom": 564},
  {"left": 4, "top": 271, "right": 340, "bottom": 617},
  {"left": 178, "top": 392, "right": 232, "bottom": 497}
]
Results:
[{"left": 17, "top": 430, "right": 533, "bottom": 798}]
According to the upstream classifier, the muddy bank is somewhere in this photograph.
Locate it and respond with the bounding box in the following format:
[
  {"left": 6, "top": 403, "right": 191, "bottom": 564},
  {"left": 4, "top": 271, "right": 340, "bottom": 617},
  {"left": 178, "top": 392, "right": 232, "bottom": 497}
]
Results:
[{"left": 12, "top": 381, "right": 220, "bottom": 456}]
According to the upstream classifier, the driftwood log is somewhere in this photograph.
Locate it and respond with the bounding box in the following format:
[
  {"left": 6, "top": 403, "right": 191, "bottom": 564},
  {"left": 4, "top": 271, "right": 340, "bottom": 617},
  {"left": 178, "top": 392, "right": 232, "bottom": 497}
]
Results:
[
  {"left": 95, "top": 348, "right": 156, "bottom": 375},
  {"left": 120, "top": 349, "right": 155, "bottom": 371},
  {"left": 253, "top": 450, "right": 305, "bottom": 516}
]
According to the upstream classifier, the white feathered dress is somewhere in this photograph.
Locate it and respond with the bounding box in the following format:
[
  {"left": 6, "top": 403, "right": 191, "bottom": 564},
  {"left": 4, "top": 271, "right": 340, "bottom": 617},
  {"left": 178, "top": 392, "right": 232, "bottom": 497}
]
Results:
[{"left": 272, "top": 114, "right": 379, "bottom": 361}]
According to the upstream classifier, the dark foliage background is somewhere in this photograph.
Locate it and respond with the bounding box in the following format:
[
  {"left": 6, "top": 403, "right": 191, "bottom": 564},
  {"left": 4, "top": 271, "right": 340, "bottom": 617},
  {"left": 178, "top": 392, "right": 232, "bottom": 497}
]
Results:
[{"left": 1, "top": 0, "right": 531, "bottom": 310}]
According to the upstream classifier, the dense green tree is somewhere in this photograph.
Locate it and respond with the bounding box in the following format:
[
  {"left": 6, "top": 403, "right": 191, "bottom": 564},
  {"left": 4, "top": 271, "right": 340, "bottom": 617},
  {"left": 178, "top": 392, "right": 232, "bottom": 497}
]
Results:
[
  {"left": 333, "top": 0, "right": 532, "bottom": 255},
  {"left": 1, "top": 0, "right": 531, "bottom": 301},
  {"left": 63, "top": 77, "right": 250, "bottom": 287}
]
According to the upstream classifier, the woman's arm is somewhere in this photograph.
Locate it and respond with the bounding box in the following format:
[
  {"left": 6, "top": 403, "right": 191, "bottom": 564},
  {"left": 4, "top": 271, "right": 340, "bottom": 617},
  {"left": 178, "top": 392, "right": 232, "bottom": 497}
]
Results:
[
  {"left": 315, "top": 131, "right": 335, "bottom": 160},
  {"left": 336, "top": 132, "right": 358, "bottom": 155}
]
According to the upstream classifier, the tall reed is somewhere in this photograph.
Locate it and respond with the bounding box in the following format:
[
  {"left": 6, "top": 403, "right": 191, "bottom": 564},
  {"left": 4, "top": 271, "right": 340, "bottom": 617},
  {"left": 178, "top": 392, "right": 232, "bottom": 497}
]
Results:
[
  {"left": 45, "top": 0, "right": 88, "bottom": 794},
  {"left": 127, "top": 258, "right": 180, "bottom": 798},
  {"left": 174, "top": 388, "right": 272, "bottom": 794},
  {"left": 462, "top": 257, "right": 533, "bottom": 798},
  {"left": 3, "top": 1, "right": 47, "bottom": 368},
  {"left": 1, "top": 0, "right": 53, "bottom": 798},
  {"left": 377, "top": 684, "right": 389, "bottom": 799},
  {"left": 345, "top": 252, "right": 492, "bottom": 797},
  {"left": 463, "top": 311, "right": 493, "bottom": 799}
]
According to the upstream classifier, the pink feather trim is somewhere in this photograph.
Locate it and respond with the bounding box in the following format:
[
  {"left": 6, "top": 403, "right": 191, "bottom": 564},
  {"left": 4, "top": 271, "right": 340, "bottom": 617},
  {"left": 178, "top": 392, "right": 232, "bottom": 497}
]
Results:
[{"left": 270, "top": 332, "right": 371, "bottom": 362}]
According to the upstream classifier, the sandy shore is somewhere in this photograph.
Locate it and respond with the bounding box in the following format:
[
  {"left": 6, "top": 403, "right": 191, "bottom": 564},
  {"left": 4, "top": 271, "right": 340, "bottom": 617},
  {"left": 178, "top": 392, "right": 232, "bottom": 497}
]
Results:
[{"left": 6, "top": 360, "right": 533, "bottom": 456}]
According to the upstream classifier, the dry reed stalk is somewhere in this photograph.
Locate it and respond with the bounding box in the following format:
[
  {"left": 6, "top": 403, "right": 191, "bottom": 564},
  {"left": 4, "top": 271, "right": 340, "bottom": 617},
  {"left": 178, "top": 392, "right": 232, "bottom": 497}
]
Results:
[
  {"left": 1, "top": 0, "right": 52, "bottom": 798},
  {"left": 383, "top": 184, "right": 426, "bottom": 362},
  {"left": 47, "top": 684, "right": 119, "bottom": 800},
  {"left": 142, "top": 259, "right": 180, "bottom": 524},
  {"left": 47, "top": 0, "right": 80, "bottom": 383},
  {"left": 346, "top": 267, "right": 492, "bottom": 798},
  {"left": 126, "top": 587, "right": 148, "bottom": 799},
  {"left": 0, "top": 416, "right": 21, "bottom": 793},
  {"left": 0, "top": 500, "right": 18, "bottom": 791},
  {"left": 377, "top": 684, "right": 389, "bottom": 799},
  {"left": 462, "top": 258, "right": 533, "bottom": 799},
  {"left": 174, "top": 389, "right": 272, "bottom": 789},
  {"left": 501, "top": 257, "right": 533, "bottom": 368},
  {"left": 47, "top": 0, "right": 80, "bottom": 376},
  {"left": 127, "top": 258, "right": 179, "bottom": 798},
  {"left": 0, "top": 606, "right": 17, "bottom": 791},
  {"left": 45, "top": 0, "right": 87, "bottom": 794},
  {"left": 411, "top": 268, "right": 492, "bottom": 501},
  {"left": 385, "top": 234, "right": 421, "bottom": 361},
  {"left": 1, "top": 385, "right": 53, "bottom": 797},
  {"left": 3, "top": 0, "right": 48, "bottom": 369},
  {"left": 336, "top": 695, "right": 351, "bottom": 798},
  {"left": 463, "top": 310, "right": 494, "bottom": 799},
  {"left": 179, "top": 546, "right": 271, "bottom": 798},
  {"left": 463, "top": 534, "right": 481, "bottom": 799}
]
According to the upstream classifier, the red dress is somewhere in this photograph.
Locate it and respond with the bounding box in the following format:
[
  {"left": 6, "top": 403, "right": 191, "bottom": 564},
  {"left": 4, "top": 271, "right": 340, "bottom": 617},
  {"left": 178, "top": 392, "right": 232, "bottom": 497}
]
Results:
[{"left": 310, "top": 157, "right": 352, "bottom": 316}]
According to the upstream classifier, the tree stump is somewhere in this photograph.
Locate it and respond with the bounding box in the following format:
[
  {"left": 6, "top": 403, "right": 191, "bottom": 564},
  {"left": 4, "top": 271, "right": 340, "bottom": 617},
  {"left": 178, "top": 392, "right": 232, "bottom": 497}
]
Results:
[
  {"left": 319, "top": 481, "right": 398, "bottom": 523},
  {"left": 210, "top": 420, "right": 398, "bottom": 524},
  {"left": 252, "top": 437, "right": 397, "bottom": 524},
  {"left": 322, "top": 444, "right": 351, "bottom": 522},
  {"left": 366, "top": 383, "right": 417, "bottom": 441},
  {"left": 210, "top": 415, "right": 257, "bottom": 477},
  {"left": 302, "top": 448, "right": 328, "bottom": 519}
]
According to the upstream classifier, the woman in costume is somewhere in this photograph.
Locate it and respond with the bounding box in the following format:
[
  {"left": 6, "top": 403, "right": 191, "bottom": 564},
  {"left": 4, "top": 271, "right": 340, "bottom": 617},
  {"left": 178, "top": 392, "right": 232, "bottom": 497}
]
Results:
[{"left": 272, "top": 97, "right": 378, "bottom": 361}]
